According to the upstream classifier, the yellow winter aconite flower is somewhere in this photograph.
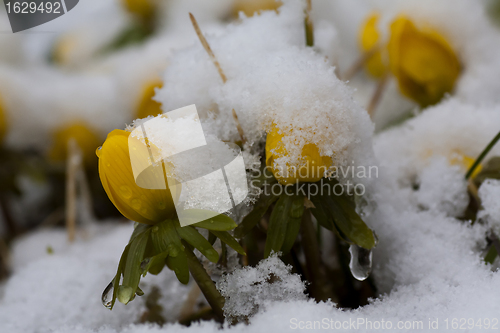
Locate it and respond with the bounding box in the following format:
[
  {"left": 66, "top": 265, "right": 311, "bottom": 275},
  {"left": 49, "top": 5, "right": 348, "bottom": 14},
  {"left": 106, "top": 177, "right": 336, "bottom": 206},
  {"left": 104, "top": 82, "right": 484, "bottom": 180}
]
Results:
[
  {"left": 359, "top": 12, "right": 388, "bottom": 78},
  {"left": 97, "top": 129, "right": 177, "bottom": 225},
  {"left": 450, "top": 154, "right": 482, "bottom": 179},
  {"left": 53, "top": 34, "right": 78, "bottom": 66},
  {"left": 233, "top": 0, "right": 282, "bottom": 17},
  {"left": 136, "top": 81, "right": 163, "bottom": 119},
  {"left": 49, "top": 122, "right": 101, "bottom": 167},
  {"left": 388, "top": 16, "right": 460, "bottom": 107},
  {"left": 265, "top": 125, "right": 332, "bottom": 185},
  {"left": 122, "top": 0, "right": 154, "bottom": 21}
]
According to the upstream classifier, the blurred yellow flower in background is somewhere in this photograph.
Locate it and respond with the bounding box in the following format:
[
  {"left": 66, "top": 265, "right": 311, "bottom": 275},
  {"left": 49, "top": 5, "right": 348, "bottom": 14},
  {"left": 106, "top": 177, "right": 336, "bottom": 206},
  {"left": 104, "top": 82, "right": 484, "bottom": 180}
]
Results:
[
  {"left": 359, "top": 14, "right": 460, "bottom": 107},
  {"left": 136, "top": 81, "right": 163, "bottom": 119},
  {"left": 233, "top": 0, "right": 282, "bottom": 17},
  {"left": 450, "top": 153, "right": 482, "bottom": 179},
  {"left": 49, "top": 122, "right": 101, "bottom": 167},
  {"left": 388, "top": 16, "right": 460, "bottom": 107},
  {"left": 122, "top": 0, "right": 155, "bottom": 21},
  {"left": 97, "top": 129, "right": 177, "bottom": 225},
  {"left": 359, "top": 13, "right": 388, "bottom": 78},
  {"left": 265, "top": 124, "right": 332, "bottom": 185}
]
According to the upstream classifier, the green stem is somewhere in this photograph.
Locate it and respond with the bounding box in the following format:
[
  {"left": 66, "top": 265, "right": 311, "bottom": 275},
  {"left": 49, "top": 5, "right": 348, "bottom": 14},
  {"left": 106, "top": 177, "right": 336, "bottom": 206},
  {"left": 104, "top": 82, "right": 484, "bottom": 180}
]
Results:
[
  {"left": 466, "top": 131, "right": 500, "bottom": 180},
  {"left": 299, "top": 210, "right": 332, "bottom": 301},
  {"left": 183, "top": 241, "right": 225, "bottom": 322}
]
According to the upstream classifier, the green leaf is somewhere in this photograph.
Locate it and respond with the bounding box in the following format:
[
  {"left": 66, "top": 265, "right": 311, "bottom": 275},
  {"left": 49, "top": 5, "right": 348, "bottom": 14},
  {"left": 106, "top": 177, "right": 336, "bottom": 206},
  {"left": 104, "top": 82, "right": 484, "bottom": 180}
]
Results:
[
  {"left": 141, "top": 251, "right": 168, "bottom": 276},
  {"left": 281, "top": 195, "right": 305, "bottom": 254},
  {"left": 324, "top": 193, "right": 376, "bottom": 249},
  {"left": 109, "top": 243, "right": 130, "bottom": 310},
  {"left": 120, "top": 229, "right": 151, "bottom": 304},
  {"left": 166, "top": 250, "right": 190, "bottom": 284},
  {"left": 150, "top": 220, "right": 181, "bottom": 254},
  {"left": 234, "top": 191, "right": 279, "bottom": 238},
  {"left": 191, "top": 212, "right": 237, "bottom": 231},
  {"left": 176, "top": 226, "right": 219, "bottom": 263},
  {"left": 210, "top": 230, "right": 246, "bottom": 255},
  {"left": 129, "top": 223, "right": 151, "bottom": 243},
  {"left": 264, "top": 194, "right": 302, "bottom": 258}
]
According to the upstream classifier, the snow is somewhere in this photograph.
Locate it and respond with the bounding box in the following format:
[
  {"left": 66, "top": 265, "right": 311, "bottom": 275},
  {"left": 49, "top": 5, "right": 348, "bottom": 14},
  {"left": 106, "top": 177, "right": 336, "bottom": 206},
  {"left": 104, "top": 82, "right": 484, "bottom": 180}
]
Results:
[{"left": 479, "top": 179, "right": 500, "bottom": 235}]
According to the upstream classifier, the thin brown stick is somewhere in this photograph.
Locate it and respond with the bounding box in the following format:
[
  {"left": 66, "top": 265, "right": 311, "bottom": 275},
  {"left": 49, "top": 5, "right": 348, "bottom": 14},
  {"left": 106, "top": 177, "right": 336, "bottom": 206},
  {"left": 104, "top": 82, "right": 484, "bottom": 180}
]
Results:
[
  {"left": 305, "top": 0, "right": 314, "bottom": 47},
  {"left": 65, "top": 139, "right": 81, "bottom": 242},
  {"left": 232, "top": 109, "right": 247, "bottom": 144},
  {"left": 366, "top": 74, "right": 389, "bottom": 118},
  {"left": 342, "top": 45, "right": 382, "bottom": 81},
  {"left": 189, "top": 13, "right": 227, "bottom": 83},
  {"left": 178, "top": 284, "right": 202, "bottom": 322}
]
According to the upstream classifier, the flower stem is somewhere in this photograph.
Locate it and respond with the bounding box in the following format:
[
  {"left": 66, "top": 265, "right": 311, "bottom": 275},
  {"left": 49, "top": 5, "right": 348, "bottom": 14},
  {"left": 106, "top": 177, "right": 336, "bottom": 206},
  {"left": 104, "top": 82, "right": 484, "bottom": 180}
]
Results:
[
  {"left": 183, "top": 241, "right": 225, "bottom": 322},
  {"left": 466, "top": 130, "right": 500, "bottom": 180},
  {"left": 300, "top": 209, "right": 333, "bottom": 301}
]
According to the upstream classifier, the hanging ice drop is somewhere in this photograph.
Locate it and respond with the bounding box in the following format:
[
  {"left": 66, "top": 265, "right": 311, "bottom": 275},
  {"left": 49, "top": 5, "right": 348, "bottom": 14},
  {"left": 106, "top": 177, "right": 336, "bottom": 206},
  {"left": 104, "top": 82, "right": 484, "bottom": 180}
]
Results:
[
  {"left": 101, "top": 281, "right": 114, "bottom": 309},
  {"left": 348, "top": 244, "right": 373, "bottom": 281}
]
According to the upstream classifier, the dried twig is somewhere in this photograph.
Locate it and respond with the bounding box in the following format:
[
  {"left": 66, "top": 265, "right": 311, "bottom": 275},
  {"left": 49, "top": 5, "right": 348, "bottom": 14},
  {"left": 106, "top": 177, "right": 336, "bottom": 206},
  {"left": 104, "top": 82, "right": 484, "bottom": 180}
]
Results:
[
  {"left": 366, "top": 74, "right": 389, "bottom": 118},
  {"left": 232, "top": 109, "right": 247, "bottom": 144},
  {"left": 190, "top": 13, "right": 248, "bottom": 146},
  {"left": 342, "top": 45, "right": 381, "bottom": 81},
  {"left": 189, "top": 13, "right": 227, "bottom": 83},
  {"left": 178, "top": 284, "right": 202, "bottom": 322},
  {"left": 65, "top": 139, "right": 82, "bottom": 242},
  {"left": 305, "top": 0, "right": 314, "bottom": 47}
]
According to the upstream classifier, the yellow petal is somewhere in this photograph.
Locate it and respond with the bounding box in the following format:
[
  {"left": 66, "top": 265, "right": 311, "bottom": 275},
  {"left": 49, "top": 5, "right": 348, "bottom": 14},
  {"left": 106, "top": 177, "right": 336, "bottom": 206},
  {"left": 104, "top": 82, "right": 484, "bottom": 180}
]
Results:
[
  {"left": 98, "top": 129, "right": 177, "bottom": 225},
  {"left": 233, "top": 0, "right": 282, "bottom": 17},
  {"left": 265, "top": 125, "right": 332, "bottom": 185},
  {"left": 49, "top": 122, "right": 101, "bottom": 167},
  {"left": 359, "top": 12, "right": 388, "bottom": 78},
  {"left": 388, "top": 16, "right": 460, "bottom": 107},
  {"left": 136, "top": 81, "right": 163, "bottom": 120},
  {"left": 450, "top": 154, "right": 482, "bottom": 179}
]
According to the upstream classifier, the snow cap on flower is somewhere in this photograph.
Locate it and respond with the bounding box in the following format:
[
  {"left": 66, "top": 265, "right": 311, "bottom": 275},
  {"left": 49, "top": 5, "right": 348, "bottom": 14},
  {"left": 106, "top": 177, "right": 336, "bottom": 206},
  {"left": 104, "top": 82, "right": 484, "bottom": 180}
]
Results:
[{"left": 156, "top": 0, "right": 376, "bottom": 185}]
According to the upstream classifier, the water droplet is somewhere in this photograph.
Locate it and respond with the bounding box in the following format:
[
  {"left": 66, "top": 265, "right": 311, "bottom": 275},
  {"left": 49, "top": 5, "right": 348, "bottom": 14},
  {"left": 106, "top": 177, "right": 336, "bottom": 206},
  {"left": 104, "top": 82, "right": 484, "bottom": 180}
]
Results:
[
  {"left": 95, "top": 146, "right": 102, "bottom": 157},
  {"left": 140, "top": 258, "right": 151, "bottom": 271},
  {"left": 131, "top": 198, "right": 142, "bottom": 210},
  {"left": 167, "top": 244, "right": 179, "bottom": 257},
  {"left": 348, "top": 244, "right": 373, "bottom": 281},
  {"left": 101, "top": 281, "right": 114, "bottom": 309},
  {"left": 119, "top": 186, "right": 132, "bottom": 199}
]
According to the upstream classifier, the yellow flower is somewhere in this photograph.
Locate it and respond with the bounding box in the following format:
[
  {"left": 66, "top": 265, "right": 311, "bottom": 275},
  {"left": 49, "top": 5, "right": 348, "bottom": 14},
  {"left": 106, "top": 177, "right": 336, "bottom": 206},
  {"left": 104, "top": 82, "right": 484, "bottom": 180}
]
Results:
[
  {"left": 359, "top": 12, "right": 388, "bottom": 78},
  {"left": 450, "top": 154, "right": 482, "bottom": 179},
  {"left": 122, "top": 0, "right": 154, "bottom": 21},
  {"left": 136, "top": 81, "right": 163, "bottom": 119},
  {"left": 388, "top": 16, "right": 460, "bottom": 107},
  {"left": 233, "top": 0, "right": 282, "bottom": 17},
  {"left": 0, "top": 94, "right": 7, "bottom": 143},
  {"left": 49, "top": 122, "right": 101, "bottom": 167},
  {"left": 97, "top": 129, "right": 177, "bottom": 225},
  {"left": 265, "top": 125, "right": 332, "bottom": 185}
]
